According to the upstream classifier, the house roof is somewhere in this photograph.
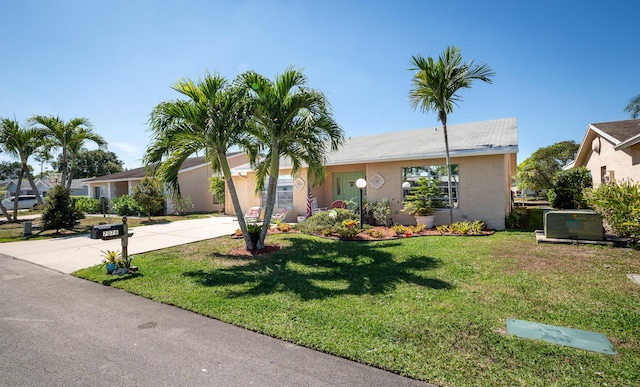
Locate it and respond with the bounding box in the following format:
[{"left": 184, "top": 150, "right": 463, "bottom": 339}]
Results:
[
  {"left": 590, "top": 119, "right": 640, "bottom": 147},
  {"left": 326, "top": 117, "right": 517, "bottom": 165},
  {"left": 230, "top": 117, "right": 518, "bottom": 174},
  {"left": 86, "top": 156, "right": 211, "bottom": 183},
  {"left": 573, "top": 118, "right": 640, "bottom": 167}
]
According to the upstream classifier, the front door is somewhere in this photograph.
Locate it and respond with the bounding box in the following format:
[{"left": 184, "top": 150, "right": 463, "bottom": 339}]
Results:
[{"left": 333, "top": 172, "right": 365, "bottom": 209}]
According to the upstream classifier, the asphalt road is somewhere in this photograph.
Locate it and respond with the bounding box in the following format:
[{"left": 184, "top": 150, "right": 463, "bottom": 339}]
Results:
[{"left": 0, "top": 254, "right": 428, "bottom": 386}]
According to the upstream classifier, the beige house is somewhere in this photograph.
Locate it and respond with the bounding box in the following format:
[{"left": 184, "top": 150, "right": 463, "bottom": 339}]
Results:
[
  {"left": 227, "top": 118, "right": 518, "bottom": 230},
  {"left": 568, "top": 119, "right": 640, "bottom": 186},
  {"left": 86, "top": 153, "right": 248, "bottom": 213}
]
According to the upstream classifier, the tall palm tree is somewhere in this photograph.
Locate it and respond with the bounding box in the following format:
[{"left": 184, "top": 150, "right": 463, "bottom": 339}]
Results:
[
  {"left": 144, "top": 73, "right": 257, "bottom": 249},
  {"left": 409, "top": 46, "right": 494, "bottom": 224},
  {"left": 65, "top": 126, "right": 106, "bottom": 189},
  {"left": 29, "top": 115, "right": 100, "bottom": 188},
  {"left": 624, "top": 94, "right": 640, "bottom": 119},
  {"left": 238, "top": 67, "right": 344, "bottom": 248},
  {"left": 0, "top": 118, "right": 45, "bottom": 220}
]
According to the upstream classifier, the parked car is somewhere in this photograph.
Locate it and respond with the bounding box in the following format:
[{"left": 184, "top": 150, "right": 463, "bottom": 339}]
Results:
[{"left": 1, "top": 195, "right": 38, "bottom": 209}]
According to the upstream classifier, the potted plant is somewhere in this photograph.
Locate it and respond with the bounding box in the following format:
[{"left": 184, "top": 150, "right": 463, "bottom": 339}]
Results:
[
  {"left": 402, "top": 177, "right": 444, "bottom": 228},
  {"left": 100, "top": 249, "right": 121, "bottom": 274},
  {"left": 246, "top": 223, "right": 262, "bottom": 247}
]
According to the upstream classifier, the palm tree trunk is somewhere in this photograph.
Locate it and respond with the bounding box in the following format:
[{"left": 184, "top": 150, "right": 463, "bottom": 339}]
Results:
[
  {"left": 218, "top": 151, "right": 254, "bottom": 250},
  {"left": 23, "top": 163, "right": 43, "bottom": 206},
  {"left": 0, "top": 201, "right": 12, "bottom": 222},
  {"left": 12, "top": 171, "right": 24, "bottom": 221},
  {"left": 259, "top": 148, "right": 280, "bottom": 250},
  {"left": 442, "top": 121, "right": 454, "bottom": 225}
]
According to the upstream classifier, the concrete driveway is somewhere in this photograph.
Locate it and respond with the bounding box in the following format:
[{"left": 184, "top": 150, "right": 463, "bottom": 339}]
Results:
[{"left": 0, "top": 216, "right": 240, "bottom": 273}]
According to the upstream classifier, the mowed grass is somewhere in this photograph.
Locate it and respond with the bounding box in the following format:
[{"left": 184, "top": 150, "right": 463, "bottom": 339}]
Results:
[{"left": 74, "top": 232, "right": 640, "bottom": 386}]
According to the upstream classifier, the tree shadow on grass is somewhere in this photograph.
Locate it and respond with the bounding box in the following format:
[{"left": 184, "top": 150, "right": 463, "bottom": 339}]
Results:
[
  {"left": 98, "top": 272, "right": 143, "bottom": 285},
  {"left": 183, "top": 237, "right": 452, "bottom": 300}
]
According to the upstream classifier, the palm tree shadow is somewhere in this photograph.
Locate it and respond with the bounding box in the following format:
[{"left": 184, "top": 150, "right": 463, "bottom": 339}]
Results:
[{"left": 183, "top": 237, "right": 451, "bottom": 300}]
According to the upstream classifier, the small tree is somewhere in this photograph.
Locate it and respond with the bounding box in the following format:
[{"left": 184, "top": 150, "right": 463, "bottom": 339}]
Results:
[
  {"left": 547, "top": 167, "right": 591, "bottom": 209},
  {"left": 133, "top": 176, "right": 165, "bottom": 220},
  {"left": 41, "top": 184, "right": 84, "bottom": 232}
]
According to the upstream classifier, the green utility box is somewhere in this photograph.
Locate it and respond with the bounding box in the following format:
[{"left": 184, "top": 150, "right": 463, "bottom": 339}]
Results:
[{"left": 544, "top": 210, "right": 603, "bottom": 240}]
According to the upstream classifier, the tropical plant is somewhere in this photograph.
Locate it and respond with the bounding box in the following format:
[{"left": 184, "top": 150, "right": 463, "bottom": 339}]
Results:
[
  {"left": 246, "top": 223, "right": 262, "bottom": 233},
  {"left": 547, "top": 166, "right": 591, "bottom": 209},
  {"left": 144, "top": 72, "right": 257, "bottom": 249},
  {"left": 111, "top": 194, "right": 140, "bottom": 216},
  {"left": 0, "top": 118, "right": 45, "bottom": 219},
  {"left": 132, "top": 176, "right": 165, "bottom": 220},
  {"left": 40, "top": 184, "right": 84, "bottom": 232},
  {"left": 238, "top": 67, "right": 344, "bottom": 249},
  {"left": 29, "top": 115, "right": 105, "bottom": 189},
  {"left": 74, "top": 197, "right": 102, "bottom": 213},
  {"left": 100, "top": 249, "right": 121, "bottom": 264},
  {"left": 409, "top": 46, "right": 494, "bottom": 224},
  {"left": 402, "top": 177, "right": 444, "bottom": 216},
  {"left": 584, "top": 180, "right": 640, "bottom": 241},
  {"left": 624, "top": 94, "right": 640, "bottom": 119}
]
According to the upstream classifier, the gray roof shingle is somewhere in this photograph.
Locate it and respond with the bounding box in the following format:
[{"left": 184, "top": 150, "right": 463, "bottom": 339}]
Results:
[{"left": 327, "top": 117, "right": 518, "bottom": 165}]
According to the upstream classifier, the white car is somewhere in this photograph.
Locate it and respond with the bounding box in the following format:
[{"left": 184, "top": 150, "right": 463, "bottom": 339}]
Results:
[{"left": 2, "top": 195, "right": 38, "bottom": 209}]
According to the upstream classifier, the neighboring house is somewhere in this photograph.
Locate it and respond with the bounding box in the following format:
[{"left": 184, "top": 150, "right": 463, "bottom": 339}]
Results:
[
  {"left": 0, "top": 179, "right": 51, "bottom": 198},
  {"left": 85, "top": 153, "right": 248, "bottom": 214},
  {"left": 68, "top": 178, "right": 90, "bottom": 196},
  {"left": 227, "top": 117, "right": 518, "bottom": 230},
  {"left": 568, "top": 119, "right": 640, "bottom": 186}
]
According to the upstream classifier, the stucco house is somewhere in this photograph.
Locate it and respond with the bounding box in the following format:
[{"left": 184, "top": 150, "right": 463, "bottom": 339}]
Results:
[
  {"left": 0, "top": 179, "right": 50, "bottom": 198},
  {"left": 567, "top": 119, "right": 640, "bottom": 186},
  {"left": 85, "top": 152, "right": 248, "bottom": 214},
  {"left": 226, "top": 117, "right": 518, "bottom": 230}
]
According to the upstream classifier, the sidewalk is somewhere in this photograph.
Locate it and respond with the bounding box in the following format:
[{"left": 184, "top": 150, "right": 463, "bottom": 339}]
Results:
[{"left": 0, "top": 216, "right": 240, "bottom": 274}]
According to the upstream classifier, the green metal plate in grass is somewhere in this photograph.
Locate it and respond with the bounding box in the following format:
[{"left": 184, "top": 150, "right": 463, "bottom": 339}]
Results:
[{"left": 506, "top": 319, "right": 617, "bottom": 355}]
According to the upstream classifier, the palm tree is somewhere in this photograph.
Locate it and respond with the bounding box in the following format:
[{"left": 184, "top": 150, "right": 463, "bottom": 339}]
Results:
[
  {"left": 409, "top": 46, "right": 494, "bottom": 224},
  {"left": 0, "top": 118, "right": 45, "bottom": 220},
  {"left": 144, "top": 72, "right": 257, "bottom": 249},
  {"left": 65, "top": 127, "right": 106, "bottom": 189},
  {"left": 238, "top": 67, "right": 344, "bottom": 248},
  {"left": 29, "top": 115, "right": 102, "bottom": 189},
  {"left": 624, "top": 95, "right": 640, "bottom": 119}
]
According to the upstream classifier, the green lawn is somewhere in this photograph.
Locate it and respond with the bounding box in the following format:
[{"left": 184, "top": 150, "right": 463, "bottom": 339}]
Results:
[{"left": 74, "top": 232, "right": 640, "bottom": 386}]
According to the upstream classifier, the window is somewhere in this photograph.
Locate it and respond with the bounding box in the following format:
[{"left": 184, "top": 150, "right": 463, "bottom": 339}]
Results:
[
  {"left": 402, "top": 164, "right": 459, "bottom": 208},
  {"left": 262, "top": 175, "right": 293, "bottom": 208}
]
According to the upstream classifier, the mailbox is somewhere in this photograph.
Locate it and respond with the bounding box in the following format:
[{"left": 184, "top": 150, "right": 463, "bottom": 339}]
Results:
[{"left": 90, "top": 223, "right": 125, "bottom": 240}]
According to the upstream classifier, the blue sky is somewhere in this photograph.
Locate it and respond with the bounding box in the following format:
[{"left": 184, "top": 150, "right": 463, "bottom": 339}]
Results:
[{"left": 1, "top": 0, "right": 638, "bottom": 171}]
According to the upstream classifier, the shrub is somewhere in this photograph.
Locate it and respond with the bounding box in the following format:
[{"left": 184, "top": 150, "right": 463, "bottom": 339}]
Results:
[
  {"left": 392, "top": 225, "right": 410, "bottom": 235},
  {"left": 111, "top": 195, "right": 141, "bottom": 216},
  {"left": 132, "top": 176, "right": 165, "bottom": 219},
  {"left": 171, "top": 195, "right": 194, "bottom": 216},
  {"left": 295, "top": 209, "right": 357, "bottom": 234},
  {"left": 209, "top": 176, "right": 225, "bottom": 207},
  {"left": 437, "top": 220, "right": 485, "bottom": 235},
  {"left": 584, "top": 180, "right": 640, "bottom": 240},
  {"left": 41, "top": 185, "right": 84, "bottom": 232},
  {"left": 74, "top": 197, "right": 101, "bottom": 214},
  {"left": 548, "top": 167, "right": 591, "bottom": 209}
]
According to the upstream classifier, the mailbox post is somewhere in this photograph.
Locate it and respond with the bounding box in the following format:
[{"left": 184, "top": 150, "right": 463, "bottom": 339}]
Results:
[{"left": 121, "top": 216, "right": 129, "bottom": 262}]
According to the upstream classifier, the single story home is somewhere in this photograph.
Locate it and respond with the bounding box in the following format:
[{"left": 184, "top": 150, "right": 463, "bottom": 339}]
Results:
[
  {"left": 0, "top": 179, "right": 51, "bottom": 198},
  {"left": 86, "top": 153, "right": 248, "bottom": 214},
  {"left": 567, "top": 119, "right": 640, "bottom": 185},
  {"left": 227, "top": 117, "right": 518, "bottom": 230}
]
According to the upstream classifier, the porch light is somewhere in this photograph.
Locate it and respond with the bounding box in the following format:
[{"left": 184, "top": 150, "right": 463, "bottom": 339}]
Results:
[{"left": 356, "top": 178, "right": 367, "bottom": 229}]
